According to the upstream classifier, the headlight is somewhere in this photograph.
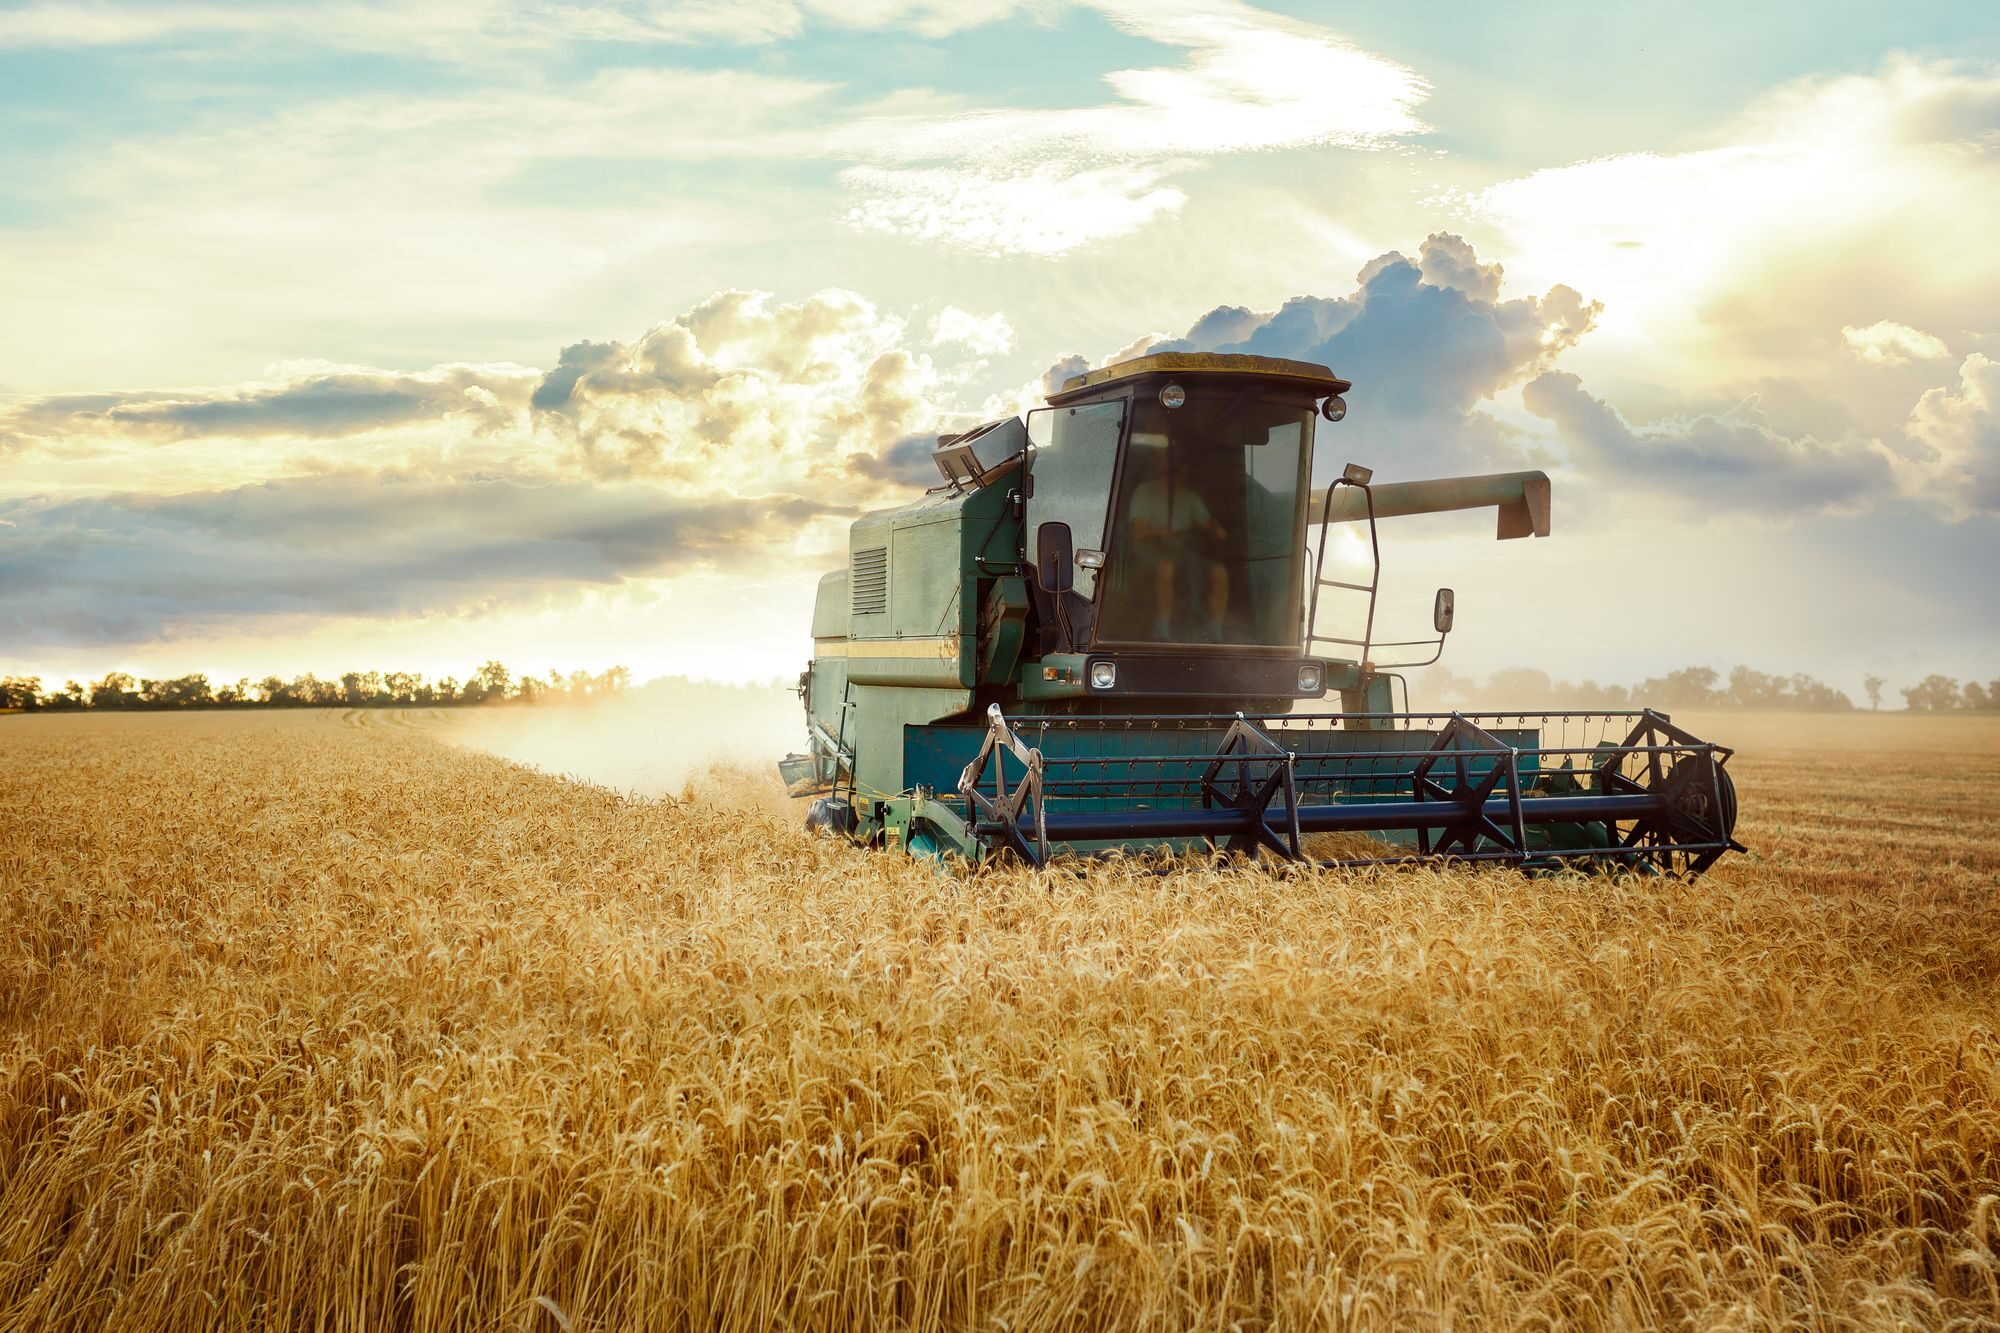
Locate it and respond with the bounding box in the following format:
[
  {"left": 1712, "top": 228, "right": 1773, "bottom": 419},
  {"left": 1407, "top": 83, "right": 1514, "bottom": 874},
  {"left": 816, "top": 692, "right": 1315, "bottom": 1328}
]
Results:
[
  {"left": 1089, "top": 661, "right": 1117, "bottom": 690},
  {"left": 1159, "top": 383, "right": 1186, "bottom": 409},
  {"left": 1321, "top": 395, "right": 1347, "bottom": 422},
  {"left": 1296, "top": 663, "right": 1323, "bottom": 693}
]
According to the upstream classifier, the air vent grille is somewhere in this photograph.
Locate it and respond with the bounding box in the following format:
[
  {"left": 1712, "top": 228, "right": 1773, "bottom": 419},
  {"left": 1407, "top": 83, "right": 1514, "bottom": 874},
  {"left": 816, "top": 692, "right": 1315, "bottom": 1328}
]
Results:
[{"left": 851, "top": 546, "right": 888, "bottom": 614}]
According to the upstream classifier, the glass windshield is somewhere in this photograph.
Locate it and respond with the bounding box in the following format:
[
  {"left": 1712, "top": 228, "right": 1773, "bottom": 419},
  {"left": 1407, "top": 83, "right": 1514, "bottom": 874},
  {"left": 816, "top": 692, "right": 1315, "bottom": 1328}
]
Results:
[{"left": 1098, "top": 386, "right": 1312, "bottom": 646}]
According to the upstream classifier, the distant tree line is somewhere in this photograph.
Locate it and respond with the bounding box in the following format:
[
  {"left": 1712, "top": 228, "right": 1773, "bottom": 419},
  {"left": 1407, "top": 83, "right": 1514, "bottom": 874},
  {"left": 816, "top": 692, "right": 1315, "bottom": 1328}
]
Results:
[
  {"left": 0, "top": 663, "right": 632, "bottom": 712},
  {"left": 7, "top": 661, "right": 1997, "bottom": 715},
  {"left": 1896, "top": 674, "right": 2000, "bottom": 712},
  {"left": 1431, "top": 664, "right": 2000, "bottom": 714}
]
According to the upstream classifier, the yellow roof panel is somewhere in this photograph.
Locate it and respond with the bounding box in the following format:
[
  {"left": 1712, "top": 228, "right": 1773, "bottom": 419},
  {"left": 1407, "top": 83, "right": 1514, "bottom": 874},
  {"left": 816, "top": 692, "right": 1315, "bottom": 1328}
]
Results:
[{"left": 1049, "top": 351, "right": 1350, "bottom": 403}]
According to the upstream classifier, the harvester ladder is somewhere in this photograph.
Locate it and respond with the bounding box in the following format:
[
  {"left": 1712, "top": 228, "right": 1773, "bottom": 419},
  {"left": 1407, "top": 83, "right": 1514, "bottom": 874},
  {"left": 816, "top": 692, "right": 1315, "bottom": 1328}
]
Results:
[
  {"left": 1305, "top": 476, "right": 1379, "bottom": 664},
  {"left": 832, "top": 680, "right": 858, "bottom": 806}
]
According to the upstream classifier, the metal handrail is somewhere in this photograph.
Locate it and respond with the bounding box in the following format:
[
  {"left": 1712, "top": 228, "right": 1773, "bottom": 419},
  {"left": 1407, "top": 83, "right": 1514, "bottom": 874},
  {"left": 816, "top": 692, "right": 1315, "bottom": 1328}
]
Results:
[{"left": 1306, "top": 476, "right": 1379, "bottom": 663}]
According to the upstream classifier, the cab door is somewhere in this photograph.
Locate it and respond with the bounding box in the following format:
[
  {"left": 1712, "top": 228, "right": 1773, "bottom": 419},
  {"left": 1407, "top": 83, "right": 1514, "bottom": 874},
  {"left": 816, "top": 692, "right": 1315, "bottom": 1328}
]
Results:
[{"left": 1024, "top": 399, "right": 1126, "bottom": 600}]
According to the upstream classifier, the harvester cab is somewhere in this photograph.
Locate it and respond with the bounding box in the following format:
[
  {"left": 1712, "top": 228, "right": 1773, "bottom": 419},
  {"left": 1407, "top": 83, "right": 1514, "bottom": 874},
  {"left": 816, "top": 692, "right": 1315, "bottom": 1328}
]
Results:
[{"left": 780, "top": 352, "right": 1742, "bottom": 874}]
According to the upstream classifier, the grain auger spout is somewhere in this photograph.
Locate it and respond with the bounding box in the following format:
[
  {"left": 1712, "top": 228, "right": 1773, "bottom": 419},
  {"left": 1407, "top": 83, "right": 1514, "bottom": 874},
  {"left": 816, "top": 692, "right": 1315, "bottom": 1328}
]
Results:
[
  {"left": 778, "top": 351, "right": 1743, "bottom": 872},
  {"left": 1312, "top": 469, "right": 1550, "bottom": 538}
]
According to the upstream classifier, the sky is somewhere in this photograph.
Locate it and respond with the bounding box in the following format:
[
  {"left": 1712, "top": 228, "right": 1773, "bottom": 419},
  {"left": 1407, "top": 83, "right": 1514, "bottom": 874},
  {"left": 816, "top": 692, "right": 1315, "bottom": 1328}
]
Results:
[{"left": 2, "top": 0, "right": 1997, "bottom": 699}]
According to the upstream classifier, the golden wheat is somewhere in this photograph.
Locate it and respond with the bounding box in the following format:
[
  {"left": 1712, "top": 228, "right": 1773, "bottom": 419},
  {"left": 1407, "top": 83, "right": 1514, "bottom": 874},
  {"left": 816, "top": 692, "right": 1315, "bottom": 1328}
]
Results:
[{"left": 2, "top": 708, "right": 1997, "bottom": 1330}]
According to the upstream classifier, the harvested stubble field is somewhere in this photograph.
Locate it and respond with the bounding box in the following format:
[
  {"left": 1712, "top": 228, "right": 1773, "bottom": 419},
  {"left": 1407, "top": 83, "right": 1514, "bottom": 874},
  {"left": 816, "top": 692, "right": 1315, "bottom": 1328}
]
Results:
[{"left": 2, "top": 709, "right": 1998, "bottom": 1331}]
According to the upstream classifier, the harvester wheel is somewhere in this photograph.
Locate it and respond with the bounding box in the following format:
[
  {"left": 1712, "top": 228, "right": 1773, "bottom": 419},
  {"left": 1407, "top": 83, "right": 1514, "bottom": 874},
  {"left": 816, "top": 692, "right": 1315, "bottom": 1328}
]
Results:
[{"left": 804, "top": 796, "right": 856, "bottom": 838}]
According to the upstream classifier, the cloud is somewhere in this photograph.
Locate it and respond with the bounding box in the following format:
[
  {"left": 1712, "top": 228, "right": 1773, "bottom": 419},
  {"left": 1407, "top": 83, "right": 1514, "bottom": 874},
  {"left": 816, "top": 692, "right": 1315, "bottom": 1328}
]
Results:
[
  {"left": 1473, "top": 57, "right": 2000, "bottom": 376},
  {"left": 3, "top": 364, "right": 535, "bottom": 448},
  {"left": 5, "top": 54, "right": 850, "bottom": 396},
  {"left": 1842, "top": 321, "right": 1951, "bottom": 366},
  {"left": 845, "top": 432, "right": 946, "bottom": 487},
  {"left": 1154, "top": 233, "right": 1598, "bottom": 475},
  {"left": 530, "top": 288, "right": 958, "bottom": 497},
  {"left": 0, "top": 283, "right": 1003, "bottom": 649},
  {"left": 928, "top": 307, "right": 1015, "bottom": 357},
  {"left": 1122, "top": 229, "right": 1986, "bottom": 525},
  {"left": 1415, "top": 231, "right": 1504, "bottom": 305},
  {"left": 0, "top": 474, "right": 848, "bottom": 645},
  {"left": 10, "top": 223, "right": 1980, "bottom": 662},
  {"left": 1040, "top": 354, "right": 1090, "bottom": 394},
  {"left": 529, "top": 343, "right": 621, "bottom": 414},
  {"left": 852, "top": 2, "right": 1426, "bottom": 164},
  {"left": 3, "top": 0, "right": 1427, "bottom": 407},
  {"left": 839, "top": 0, "right": 1427, "bottom": 253},
  {"left": 840, "top": 163, "right": 1188, "bottom": 256},
  {"left": 1101, "top": 332, "right": 1169, "bottom": 366},
  {"left": 1465, "top": 60, "right": 2000, "bottom": 520},
  {"left": 1523, "top": 371, "right": 1895, "bottom": 513},
  {"left": 1901, "top": 353, "right": 2000, "bottom": 517},
  {"left": 7, "top": 284, "right": 976, "bottom": 502},
  {"left": 0, "top": 0, "right": 1039, "bottom": 55}
]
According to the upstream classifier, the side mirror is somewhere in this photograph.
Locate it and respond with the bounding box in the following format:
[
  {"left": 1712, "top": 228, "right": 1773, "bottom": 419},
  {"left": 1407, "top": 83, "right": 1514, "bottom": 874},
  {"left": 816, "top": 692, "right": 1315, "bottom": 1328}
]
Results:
[
  {"left": 1036, "top": 522, "right": 1074, "bottom": 593},
  {"left": 1433, "top": 587, "right": 1456, "bottom": 635}
]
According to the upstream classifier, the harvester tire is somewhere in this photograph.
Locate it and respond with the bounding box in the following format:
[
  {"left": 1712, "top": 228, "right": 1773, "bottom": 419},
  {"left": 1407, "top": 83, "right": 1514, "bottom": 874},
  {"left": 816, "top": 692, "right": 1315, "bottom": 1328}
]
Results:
[{"left": 804, "top": 796, "right": 857, "bottom": 837}]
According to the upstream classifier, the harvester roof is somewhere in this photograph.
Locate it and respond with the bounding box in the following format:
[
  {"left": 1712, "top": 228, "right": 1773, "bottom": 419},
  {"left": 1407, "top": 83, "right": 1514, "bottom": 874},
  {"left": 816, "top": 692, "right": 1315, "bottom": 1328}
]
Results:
[{"left": 1047, "top": 352, "right": 1350, "bottom": 406}]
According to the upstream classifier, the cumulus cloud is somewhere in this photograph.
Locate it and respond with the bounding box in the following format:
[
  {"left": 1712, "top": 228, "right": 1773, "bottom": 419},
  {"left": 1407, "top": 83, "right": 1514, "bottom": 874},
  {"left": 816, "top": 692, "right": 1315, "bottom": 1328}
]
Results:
[
  {"left": 1100, "top": 332, "right": 1170, "bottom": 367},
  {"left": 1415, "top": 232, "right": 1504, "bottom": 304},
  {"left": 845, "top": 432, "right": 949, "bottom": 488},
  {"left": 840, "top": 0, "right": 1426, "bottom": 254},
  {"left": 1152, "top": 233, "right": 1598, "bottom": 475},
  {"left": 1, "top": 283, "right": 1002, "bottom": 648},
  {"left": 1901, "top": 353, "right": 2000, "bottom": 516},
  {"left": 1116, "top": 231, "right": 1980, "bottom": 525},
  {"left": 1040, "top": 354, "right": 1090, "bottom": 394},
  {"left": 1523, "top": 372, "right": 1895, "bottom": 513},
  {"left": 973, "top": 351, "right": 1091, "bottom": 423},
  {"left": 0, "top": 473, "right": 847, "bottom": 645},
  {"left": 1842, "top": 320, "right": 1951, "bottom": 366},
  {"left": 530, "top": 287, "right": 957, "bottom": 496},
  {"left": 6, "top": 285, "right": 978, "bottom": 500}
]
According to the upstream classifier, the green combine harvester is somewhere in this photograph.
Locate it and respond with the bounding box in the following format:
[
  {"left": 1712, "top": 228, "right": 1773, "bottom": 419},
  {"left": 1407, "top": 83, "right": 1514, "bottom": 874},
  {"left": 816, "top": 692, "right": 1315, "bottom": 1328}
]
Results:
[{"left": 780, "top": 352, "right": 1742, "bottom": 873}]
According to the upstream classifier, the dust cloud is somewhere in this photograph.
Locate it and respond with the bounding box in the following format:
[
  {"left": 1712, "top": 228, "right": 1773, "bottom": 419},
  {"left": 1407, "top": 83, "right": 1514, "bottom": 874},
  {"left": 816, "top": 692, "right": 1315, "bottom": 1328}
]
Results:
[{"left": 439, "top": 676, "right": 804, "bottom": 803}]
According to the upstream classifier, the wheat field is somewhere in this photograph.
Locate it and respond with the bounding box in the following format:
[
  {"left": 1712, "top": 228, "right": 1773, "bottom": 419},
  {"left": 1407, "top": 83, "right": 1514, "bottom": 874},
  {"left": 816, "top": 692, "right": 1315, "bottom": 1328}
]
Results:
[{"left": 2, "top": 709, "right": 1997, "bottom": 1330}]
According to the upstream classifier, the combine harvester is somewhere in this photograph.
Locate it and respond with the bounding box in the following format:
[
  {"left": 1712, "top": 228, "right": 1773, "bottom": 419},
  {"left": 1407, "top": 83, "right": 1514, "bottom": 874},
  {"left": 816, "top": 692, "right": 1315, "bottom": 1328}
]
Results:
[{"left": 780, "top": 353, "right": 1742, "bottom": 874}]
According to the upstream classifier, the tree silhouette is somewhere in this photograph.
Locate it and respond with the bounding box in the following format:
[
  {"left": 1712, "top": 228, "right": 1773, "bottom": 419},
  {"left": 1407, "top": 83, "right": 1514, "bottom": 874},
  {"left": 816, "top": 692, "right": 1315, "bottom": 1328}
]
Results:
[
  {"left": 90, "top": 673, "right": 139, "bottom": 709},
  {"left": 1902, "top": 675, "right": 1963, "bottom": 711}
]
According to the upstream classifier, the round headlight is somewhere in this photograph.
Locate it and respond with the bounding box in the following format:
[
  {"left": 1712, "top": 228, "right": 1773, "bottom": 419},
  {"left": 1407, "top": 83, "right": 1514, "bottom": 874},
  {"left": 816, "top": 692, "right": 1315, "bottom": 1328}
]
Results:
[
  {"left": 1159, "top": 383, "right": 1186, "bottom": 409},
  {"left": 1089, "top": 661, "right": 1117, "bottom": 690},
  {"left": 1296, "top": 663, "right": 1323, "bottom": 693},
  {"left": 1320, "top": 395, "right": 1347, "bottom": 423}
]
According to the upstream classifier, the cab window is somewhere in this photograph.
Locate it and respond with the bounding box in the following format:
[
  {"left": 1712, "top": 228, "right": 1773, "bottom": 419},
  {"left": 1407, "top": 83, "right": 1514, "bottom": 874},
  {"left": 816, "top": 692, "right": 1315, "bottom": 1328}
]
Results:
[{"left": 1097, "top": 387, "right": 1312, "bottom": 646}]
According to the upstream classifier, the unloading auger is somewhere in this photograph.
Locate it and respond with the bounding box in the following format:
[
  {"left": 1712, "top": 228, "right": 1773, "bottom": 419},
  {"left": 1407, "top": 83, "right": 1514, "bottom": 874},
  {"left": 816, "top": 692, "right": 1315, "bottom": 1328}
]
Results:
[{"left": 779, "top": 352, "right": 1744, "bottom": 874}]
